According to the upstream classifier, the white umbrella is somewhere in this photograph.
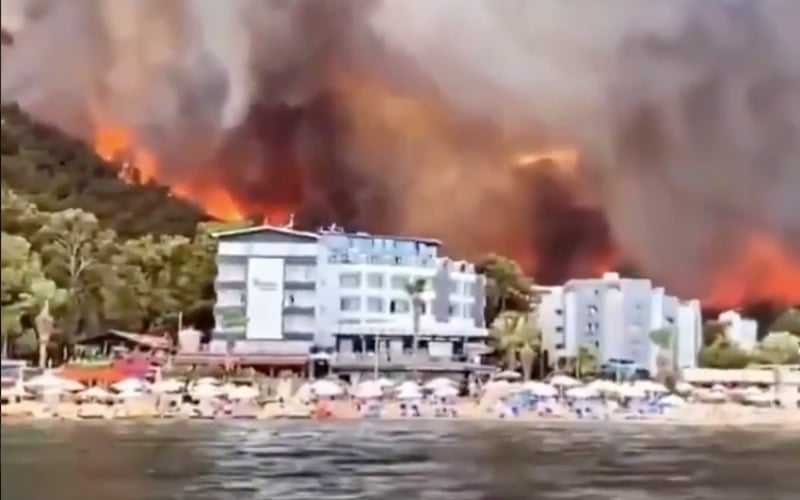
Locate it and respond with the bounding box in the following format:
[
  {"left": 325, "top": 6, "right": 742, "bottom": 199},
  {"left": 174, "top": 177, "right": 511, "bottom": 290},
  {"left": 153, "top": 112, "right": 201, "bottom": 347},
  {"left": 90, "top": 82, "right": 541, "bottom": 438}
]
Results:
[
  {"left": 698, "top": 390, "right": 727, "bottom": 403},
  {"left": 112, "top": 378, "right": 147, "bottom": 393},
  {"left": 228, "top": 385, "right": 260, "bottom": 401},
  {"left": 196, "top": 377, "right": 220, "bottom": 386},
  {"left": 527, "top": 382, "right": 558, "bottom": 397},
  {"left": 484, "top": 379, "right": 512, "bottom": 392},
  {"left": 294, "top": 382, "right": 313, "bottom": 402},
  {"left": 659, "top": 394, "right": 687, "bottom": 408},
  {"left": 617, "top": 384, "right": 647, "bottom": 399},
  {"left": 310, "top": 379, "right": 343, "bottom": 397},
  {"left": 566, "top": 386, "right": 596, "bottom": 399},
  {"left": 1, "top": 384, "right": 28, "bottom": 400},
  {"left": 674, "top": 382, "right": 695, "bottom": 394},
  {"left": 150, "top": 379, "right": 183, "bottom": 394},
  {"left": 635, "top": 380, "right": 668, "bottom": 393},
  {"left": 711, "top": 383, "right": 727, "bottom": 393},
  {"left": 376, "top": 377, "right": 395, "bottom": 388},
  {"left": 354, "top": 382, "right": 384, "bottom": 399},
  {"left": 549, "top": 375, "right": 580, "bottom": 387},
  {"left": 586, "top": 379, "right": 618, "bottom": 393},
  {"left": 396, "top": 387, "right": 423, "bottom": 400},
  {"left": 493, "top": 370, "right": 521, "bottom": 381},
  {"left": 80, "top": 386, "right": 113, "bottom": 401},
  {"left": 116, "top": 390, "right": 145, "bottom": 400},
  {"left": 25, "top": 371, "right": 78, "bottom": 391},
  {"left": 397, "top": 381, "right": 421, "bottom": 392},
  {"left": 424, "top": 378, "right": 455, "bottom": 390},
  {"left": 433, "top": 385, "right": 459, "bottom": 398},
  {"left": 745, "top": 391, "right": 773, "bottom": 406},
  {"left": 191, "top": 383, "right": 222, "bottom": 399}
]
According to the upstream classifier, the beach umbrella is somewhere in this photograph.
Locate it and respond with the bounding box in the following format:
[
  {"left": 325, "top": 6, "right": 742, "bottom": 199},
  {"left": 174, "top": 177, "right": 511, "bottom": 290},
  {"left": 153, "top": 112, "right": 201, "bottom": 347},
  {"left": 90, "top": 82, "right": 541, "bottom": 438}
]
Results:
[
  {"left": 674, "top": 382, "right": 695, "bottom": 394},
  {"left": 566, "top": 386, "right": 596, "bottom": 399},
  {"left": 376, "top": 377, "right": 395, "bottom": 388},
  {"left": 79, "top": 386, "right": 113, "bottom": 401},
  {"left": 397, "top": 386, "right": 423, "bottom": 400},
  {"left": 295, "top": 382, "right": 313, "bottom": 402},
  {"left": 711, "top": 383, "right": 727, "bottom": 393},
  {"left": 191, "top": 383, "right": 222, "bottom": 399},
  {"left": 493, "top": 370, "right": 522, "bottom": 381},
  {"left": 525, "top": 382, "right": 558, "bottom": 397},
  {"left": 745, "top": 391, "right": 773, "bottom": 406},
  {"left": 1, "top": 383, "right": 28, "bottom": 400},
  {"left": 196, "top": 377, "right": 220, "bottom": 386},
  {"left": 354, "top": 381, "right": 384, "bottom": 399},
  {"left": 635, "top": 380, "right": 668, "bottom": 393},
  {"left": 484, "top": 379, "right": 512, "bottom": 392},
  {"left": 586, "top": 379, "right": 619, "bottom": 393},
  {"left": 310, "top": 379, "right": 343, "bottom": 397},
  {"left": 26, "top": 371, "right": 85, "bottom": 392},
  {"left": 228, "top": 385, "right": 260, "bottom": 401},
  {"left": 698, "top": 390, "right": 727, "bottom": 403},
  {"left": 150, "top": 378, "right": 183, "bottom": 394},
  {"left": 397, "top": 380, "right": 421, "bottom": 393},
  {"left": 112, "top": 377, "right": 147, "bottom": 393},
  {"left": 433, "top": 385, "right": 459, "bottom": 398},
  {"left": 424, "top": 377, "right": 455, "bottom": 390},
  {"left": 659, "top": 394, "right": 688, "bottom": 408},
  {"left": 116, "top": 389, "right": 145, "bottom": 400},
  {"left": 617, "top": 384, "right": 647, "bottom": 399},
  {"left": 549, "top": 375, "right": 580, "bottom": 387}
]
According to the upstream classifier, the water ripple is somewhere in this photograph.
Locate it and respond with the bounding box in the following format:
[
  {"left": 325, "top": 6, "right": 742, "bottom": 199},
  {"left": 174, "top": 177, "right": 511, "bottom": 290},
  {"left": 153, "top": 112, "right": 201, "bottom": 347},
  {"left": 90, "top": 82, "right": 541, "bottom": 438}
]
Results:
[{"left": 2, "top": 421, "right": 799, "bottom": 500}]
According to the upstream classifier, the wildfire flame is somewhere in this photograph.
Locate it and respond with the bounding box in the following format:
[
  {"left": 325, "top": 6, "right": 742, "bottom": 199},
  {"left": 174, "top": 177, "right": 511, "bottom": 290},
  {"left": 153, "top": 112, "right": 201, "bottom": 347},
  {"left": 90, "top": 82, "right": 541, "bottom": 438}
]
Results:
[{"left": 91, "top": 123, "right": 800, "bottom": 310}]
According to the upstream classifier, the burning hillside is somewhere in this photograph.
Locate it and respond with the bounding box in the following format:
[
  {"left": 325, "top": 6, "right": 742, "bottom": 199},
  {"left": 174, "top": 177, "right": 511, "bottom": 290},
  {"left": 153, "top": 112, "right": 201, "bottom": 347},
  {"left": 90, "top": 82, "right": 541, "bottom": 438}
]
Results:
[{"left": 2, "top": 0, "right": 799, "bottom": 309}]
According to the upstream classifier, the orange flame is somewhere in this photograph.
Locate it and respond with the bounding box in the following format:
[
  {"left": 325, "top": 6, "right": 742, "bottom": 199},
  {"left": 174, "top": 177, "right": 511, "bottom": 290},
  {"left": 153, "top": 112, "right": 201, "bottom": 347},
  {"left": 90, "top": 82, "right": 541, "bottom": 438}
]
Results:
[{"left": 705, "top": 234, "right": 800, "bottom": 308}]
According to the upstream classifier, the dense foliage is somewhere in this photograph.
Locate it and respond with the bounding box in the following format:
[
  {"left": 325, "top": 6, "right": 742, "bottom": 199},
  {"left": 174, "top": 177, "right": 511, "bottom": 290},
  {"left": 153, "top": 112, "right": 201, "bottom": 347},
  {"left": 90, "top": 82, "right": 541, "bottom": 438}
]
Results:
[
  {"left": 0, "top": 186, "right": 219, "bottom": 358},
  {"left": 1, "top": 104, "right": 208, "bottom": 237}
]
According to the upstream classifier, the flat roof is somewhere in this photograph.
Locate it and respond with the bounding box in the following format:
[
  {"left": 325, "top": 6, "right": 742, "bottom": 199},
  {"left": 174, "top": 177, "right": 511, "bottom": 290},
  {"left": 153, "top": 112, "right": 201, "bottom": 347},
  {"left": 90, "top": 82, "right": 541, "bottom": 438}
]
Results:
[
  {"left": 212, "top": 224, "right": 320, "bottom": 240},
  {"left": 213, "top": 224, "right": 442, "bottom": 246}
]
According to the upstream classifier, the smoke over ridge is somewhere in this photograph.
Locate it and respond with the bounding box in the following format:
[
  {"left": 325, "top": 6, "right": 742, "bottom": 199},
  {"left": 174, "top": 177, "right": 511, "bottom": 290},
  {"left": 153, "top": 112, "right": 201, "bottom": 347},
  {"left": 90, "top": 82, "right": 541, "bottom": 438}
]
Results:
[{"left": 2, "top": 0, "right": 800, "bottom": 306}]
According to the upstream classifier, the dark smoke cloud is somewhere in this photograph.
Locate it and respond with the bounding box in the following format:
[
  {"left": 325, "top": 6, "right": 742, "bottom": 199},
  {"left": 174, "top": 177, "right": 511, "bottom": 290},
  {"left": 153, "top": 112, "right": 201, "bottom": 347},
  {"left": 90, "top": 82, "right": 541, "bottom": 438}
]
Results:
[{"left": 2, "top": 0, "right": 800, "bottom": 300}]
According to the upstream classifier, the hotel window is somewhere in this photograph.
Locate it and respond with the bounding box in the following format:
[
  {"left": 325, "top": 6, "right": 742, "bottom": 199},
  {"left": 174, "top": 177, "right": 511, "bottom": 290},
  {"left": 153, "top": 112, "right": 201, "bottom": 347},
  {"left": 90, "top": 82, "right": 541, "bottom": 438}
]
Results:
[
  {"left": 389, "top": 299, "right": 410, "bottom": 314},
  {"left": 367, "top": 272, "right": 384, "bottom": 289},
  {"left": 339, "top": 272, "right": 361, "bottom": 288},
  {"left": 367, "top": 297, "right": 384, "bottom": 313},
  {"left": 390, "top": 275, "right": 408, "bottom": 290},
  {"left": 340, "top": 296, "right": 361, "bottom": 312},
  {"left": 450, "top": 280, "right": 459, "bottom": 294}
]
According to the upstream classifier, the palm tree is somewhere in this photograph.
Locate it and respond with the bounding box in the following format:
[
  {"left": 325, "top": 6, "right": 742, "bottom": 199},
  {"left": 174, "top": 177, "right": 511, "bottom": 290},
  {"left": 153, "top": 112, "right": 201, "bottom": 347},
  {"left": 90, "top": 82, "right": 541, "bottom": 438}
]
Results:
[
  {"left": 490, "top": 311, "right": 541, "bottom": 380},
  {"left": 405, "top": 277, "right": 427, "bottom": 375},
  {"left": 575, "top": 345, "right": 598, "bottom": 379}
]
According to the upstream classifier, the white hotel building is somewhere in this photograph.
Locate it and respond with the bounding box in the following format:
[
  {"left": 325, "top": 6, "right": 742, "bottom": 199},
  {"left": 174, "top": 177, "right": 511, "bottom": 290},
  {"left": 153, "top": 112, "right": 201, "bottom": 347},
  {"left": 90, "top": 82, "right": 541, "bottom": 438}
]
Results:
[
  {"left": 535, "top": 272, "right": 703, "bottom": 376},
  {"left": 211, "top": 224, "right": 488, "bottom": 360}
]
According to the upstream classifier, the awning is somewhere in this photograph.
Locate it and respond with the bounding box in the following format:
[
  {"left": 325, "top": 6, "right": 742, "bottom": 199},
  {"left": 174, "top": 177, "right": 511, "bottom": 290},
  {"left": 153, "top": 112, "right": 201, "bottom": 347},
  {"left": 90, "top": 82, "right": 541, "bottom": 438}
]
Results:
[{"left": 173, "top": 353, "right": 308, "bottom": 367}]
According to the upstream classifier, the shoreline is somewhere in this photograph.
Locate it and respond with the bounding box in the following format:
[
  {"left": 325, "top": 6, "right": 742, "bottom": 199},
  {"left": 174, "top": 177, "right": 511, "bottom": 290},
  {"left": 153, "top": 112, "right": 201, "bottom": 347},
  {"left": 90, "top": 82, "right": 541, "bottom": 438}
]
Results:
[{"left": 3, "top": 401, "right": 798, "bottom": 430}]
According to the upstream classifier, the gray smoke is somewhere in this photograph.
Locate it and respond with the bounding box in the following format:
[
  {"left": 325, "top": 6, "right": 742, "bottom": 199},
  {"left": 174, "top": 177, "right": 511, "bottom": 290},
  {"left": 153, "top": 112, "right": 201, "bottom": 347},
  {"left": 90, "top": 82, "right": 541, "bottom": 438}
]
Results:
[{"left": 2, "top": 0, "right": 800, "bottom": 301}]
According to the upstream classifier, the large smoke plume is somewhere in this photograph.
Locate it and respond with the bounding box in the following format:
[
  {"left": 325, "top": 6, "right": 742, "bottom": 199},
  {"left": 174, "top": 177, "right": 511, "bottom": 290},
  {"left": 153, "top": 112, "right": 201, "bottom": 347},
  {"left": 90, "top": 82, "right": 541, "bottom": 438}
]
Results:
[{"left": 3, "top": 0, "right": 800, "bottom": 305}]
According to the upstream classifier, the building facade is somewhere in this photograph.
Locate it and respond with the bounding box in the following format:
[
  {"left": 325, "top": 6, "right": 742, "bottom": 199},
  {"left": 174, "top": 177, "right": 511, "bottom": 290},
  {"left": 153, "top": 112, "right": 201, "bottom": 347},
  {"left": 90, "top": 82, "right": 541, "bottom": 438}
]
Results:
[
  {"left": 535, "top": 272, "right": 703, "bottom": 375},
  {"left": 212, "top": 224, "right": 488, "bottom": 360}
]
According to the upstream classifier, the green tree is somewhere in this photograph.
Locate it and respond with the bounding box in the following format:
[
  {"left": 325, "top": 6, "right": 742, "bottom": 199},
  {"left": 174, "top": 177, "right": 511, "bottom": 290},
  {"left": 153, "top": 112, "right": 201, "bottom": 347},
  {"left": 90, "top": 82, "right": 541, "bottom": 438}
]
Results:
[
  {"left": 697, "top": 337, "right": 751, "bottom": 369},
  {"left": 477, "top": 254, "right": 532, "bottom": 324},
  {"left": 701, "top": 320, "right": 728, "bottom": 347},
  {"left": 649, "top": 327, "right": 677, "bottom": 387},
  {"left": 752, "top": 332, "right": 800, "bottom": 365},
  {"left": 405, "top": 277, "right": 427, "bottom": 373},
  {"left": 33, "top": 208, "right": 118, "bottom": 340},
  {"left": 490, "top": 311, "right": 541, "bottom": 380},
  {"left": 575, "top": 344, "right": 599, "bottom": 379},
  {"left": 769, "top": 308, "right": 800, "bottom": 335},
  {"left": 0, "top": 232, "right": 66, "bottom": 357}
]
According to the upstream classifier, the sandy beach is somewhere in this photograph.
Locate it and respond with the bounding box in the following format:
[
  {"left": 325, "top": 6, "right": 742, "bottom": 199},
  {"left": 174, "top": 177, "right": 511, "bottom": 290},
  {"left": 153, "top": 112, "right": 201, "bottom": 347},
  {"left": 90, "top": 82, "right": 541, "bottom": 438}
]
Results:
[{"left": 3, "top": 398, "right": 799, "bottom": 429}]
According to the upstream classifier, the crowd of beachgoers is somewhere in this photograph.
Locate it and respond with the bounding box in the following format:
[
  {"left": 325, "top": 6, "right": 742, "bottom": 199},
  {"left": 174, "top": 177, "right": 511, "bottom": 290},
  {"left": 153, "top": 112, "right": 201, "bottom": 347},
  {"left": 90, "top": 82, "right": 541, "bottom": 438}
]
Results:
[{"left": 1, "top": 369, "right": 798, "bottom": 426}]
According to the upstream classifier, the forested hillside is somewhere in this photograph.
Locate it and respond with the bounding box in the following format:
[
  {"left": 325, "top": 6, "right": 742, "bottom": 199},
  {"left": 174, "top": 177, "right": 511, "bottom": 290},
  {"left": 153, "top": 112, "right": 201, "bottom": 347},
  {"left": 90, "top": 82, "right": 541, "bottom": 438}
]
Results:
[{"left": 1, "top": 103, "right": 208, "bottom": 237}]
